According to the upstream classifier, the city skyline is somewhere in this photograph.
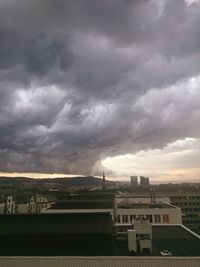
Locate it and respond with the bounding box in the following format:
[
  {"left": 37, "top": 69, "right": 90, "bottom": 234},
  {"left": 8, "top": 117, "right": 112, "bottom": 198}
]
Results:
[{"left": 0, "top": 0, "right": 200, "bottom": 182}]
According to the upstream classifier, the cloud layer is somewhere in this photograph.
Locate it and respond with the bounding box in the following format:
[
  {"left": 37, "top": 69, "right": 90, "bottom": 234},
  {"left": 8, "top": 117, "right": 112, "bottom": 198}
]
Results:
[{"left": 0, "top": 0, "right": 200, "bottom": 176}]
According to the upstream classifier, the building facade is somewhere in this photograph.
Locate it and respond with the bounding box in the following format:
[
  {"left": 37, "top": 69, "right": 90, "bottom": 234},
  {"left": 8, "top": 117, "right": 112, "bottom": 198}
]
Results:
[
  {"left": 115, "top": 202, "right": 182, "bottom": 224},
  {"left": 130, "top": 176, "right": 138, "bottom": 188},
  {"left": 140, "top": 176, "right": 150, "bottom": 186},
  {"left": 169, "top": 193, "right": 200, "bottom": 234},
  {"left": 0, "top": 195, "right": 15, "bottom": 214}
]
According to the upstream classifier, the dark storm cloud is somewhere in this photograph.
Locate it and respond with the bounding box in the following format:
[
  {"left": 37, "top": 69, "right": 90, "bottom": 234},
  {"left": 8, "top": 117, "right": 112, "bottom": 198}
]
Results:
[{"left": 0, "top": 0, "right": 200, "bottom": 174}]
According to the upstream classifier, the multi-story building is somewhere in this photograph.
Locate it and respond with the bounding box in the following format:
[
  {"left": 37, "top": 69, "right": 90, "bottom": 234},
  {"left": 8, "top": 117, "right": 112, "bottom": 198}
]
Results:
[
  {"left": 140, "top": 176, "right": 150, "bottom": 186},
  {"left": 42, "top": 192, "right": 181, "bottom": 226},
  {"left": 115, "top": 202, "right": 182, "bottom": 224},
  {"left": 130, "top": 176, "right": 138, "bottom": 188},
  {"left": 168, "top": 193, "right": 200, "bottom": 234},
  {"left": 114, "top": 193, "right": 174, "bottom": 224}
]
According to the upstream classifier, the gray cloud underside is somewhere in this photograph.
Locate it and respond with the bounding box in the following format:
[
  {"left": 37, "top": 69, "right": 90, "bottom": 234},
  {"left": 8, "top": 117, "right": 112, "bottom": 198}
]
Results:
[{"left": 0, "top": 0, "right": 200, "bottom": 174}]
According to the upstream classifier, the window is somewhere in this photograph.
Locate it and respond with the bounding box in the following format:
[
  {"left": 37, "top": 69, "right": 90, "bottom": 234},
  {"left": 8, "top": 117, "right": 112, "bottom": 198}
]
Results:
[
  {"left": 139, "top": 234, "right": 151, "bottom": 240},
  {"left": 122, "top": 215, "right": 129, "bottom": 223},
  {"left": 117, "top": 215, "right": 121, "bottom": 223},
  {"left": 163, "top": 214, "right": 170, "bottom": 223},
  {"left": 154, "top": 215, "right": 161, "bottom": 223}
]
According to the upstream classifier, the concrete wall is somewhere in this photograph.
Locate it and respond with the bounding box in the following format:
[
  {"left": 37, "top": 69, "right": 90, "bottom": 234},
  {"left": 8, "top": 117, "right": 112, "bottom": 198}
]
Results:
[{"left": 0, "top": 256, "right": 199, "bottom": 267}]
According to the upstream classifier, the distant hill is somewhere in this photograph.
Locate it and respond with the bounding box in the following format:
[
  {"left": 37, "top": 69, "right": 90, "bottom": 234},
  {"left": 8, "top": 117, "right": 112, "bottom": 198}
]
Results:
[{"left": 0, "top": 176, "right": 113, "bottom": 187}]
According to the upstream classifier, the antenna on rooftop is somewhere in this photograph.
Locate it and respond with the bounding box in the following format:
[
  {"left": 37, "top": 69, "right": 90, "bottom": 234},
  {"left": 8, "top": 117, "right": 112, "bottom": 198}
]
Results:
[
  {"left": 153, "top": 188, "right": 156, "bottom": 204},
  {"left": 150, "top": 189, "right": 153, "bottom": 204}
]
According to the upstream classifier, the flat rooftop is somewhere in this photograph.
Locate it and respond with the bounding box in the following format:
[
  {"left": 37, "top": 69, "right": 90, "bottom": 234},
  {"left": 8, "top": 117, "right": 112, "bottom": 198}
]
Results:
[
  {"left": 0, "top": 213, "right": 115, "bottom": 256},
  {"left": 0, "top": 214, "right": 199, "bottom": 256},
  {"left": 116, "top": 194, "right": 167, "bottom": 198},
  {"left": 48, "top": 200, "right": 114, "bottom": 210},
  {"left": 115, "top": 225, "right": 200, "bottom": 256},
  {"left": 57, "top": 191, "right": 115, "bottom": 201},
  {"left": 46, "top": 192, "right": 115, "bottom": 210},
  {"left": 0, "top": 213, "right": 113, "bottom": 235},
  {"left": 152, "top": 225, "right": 200, "bottom": 256}
]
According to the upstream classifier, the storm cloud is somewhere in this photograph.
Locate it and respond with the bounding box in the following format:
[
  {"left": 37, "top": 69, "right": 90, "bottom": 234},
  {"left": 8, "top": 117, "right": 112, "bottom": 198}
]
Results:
[{"left": 0, "top": 0, "right": 200, "bottom": 175}]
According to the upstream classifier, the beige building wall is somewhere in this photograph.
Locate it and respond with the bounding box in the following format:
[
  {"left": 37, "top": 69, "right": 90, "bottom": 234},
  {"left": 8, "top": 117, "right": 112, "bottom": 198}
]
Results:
[
  {"left": 16, "top": 204, "right": 29, "bottom": 214},
  {"left": 0, "top": 256, "right": 199, "bottom": 267},
  {"left": 116, "top": 206, "right": 182, "bottom": 224}
]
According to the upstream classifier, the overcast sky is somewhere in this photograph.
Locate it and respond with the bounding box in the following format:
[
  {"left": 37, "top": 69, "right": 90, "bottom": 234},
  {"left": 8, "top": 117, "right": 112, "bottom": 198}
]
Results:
[{"left": 0, "top": 0, "right": 200, "bottom": 181}]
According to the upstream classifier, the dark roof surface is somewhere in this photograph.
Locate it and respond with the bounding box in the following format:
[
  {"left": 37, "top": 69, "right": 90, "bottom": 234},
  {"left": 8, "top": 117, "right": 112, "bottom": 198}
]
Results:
[
  {"left": 57, "top": 191, "right": 115, "bottom": 201},
  {"left": 48, "top": 192, "right": 115, "bottom": 209},
  {"left": 0, "top": 213, "right": 113, "bottom": 235},
  {"left": 0, "top": 214, "right": 199, "bottom": 256},
  {"left": 152, "top": 225, "right": 200, "bottom": 256},
  {"left": 50, "top": 200, "right": 114, "bottom": 210},
  {"left": 115, "top": 224, "right": 200, "bottom": 256},
  {"left": 0, "top": 213, "right": 115, "bottom": 256}
]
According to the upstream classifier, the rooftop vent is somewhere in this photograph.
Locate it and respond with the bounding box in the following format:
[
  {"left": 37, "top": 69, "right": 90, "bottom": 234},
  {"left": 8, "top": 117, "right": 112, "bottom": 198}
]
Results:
[{"left": 160, "top": 250, "right": 172, "bottom": 256}]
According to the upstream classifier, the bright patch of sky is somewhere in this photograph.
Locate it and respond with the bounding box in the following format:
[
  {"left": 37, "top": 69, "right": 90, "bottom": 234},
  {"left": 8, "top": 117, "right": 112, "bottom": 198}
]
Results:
[{"left": 102, "top": 137, "right": 200, "bottom": 181}]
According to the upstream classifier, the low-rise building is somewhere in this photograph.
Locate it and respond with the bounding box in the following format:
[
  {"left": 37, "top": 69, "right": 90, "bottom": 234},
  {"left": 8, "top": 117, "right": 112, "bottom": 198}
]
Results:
[
  {"left": 42, "top": 193, "right": 181, "bottom": 226},
  {"left": 115, "top": 202, "right": 182, "bottom": 224},
  {"left": 35, "top": 194, "right": 51, "bottom": 213},
  {"left": 0, "top": 195, "right": 15, "bottom": 214},
  {"left": 42, "top": 191, "right": 115, "bottom": 216},
  {"left": 15, "top": 196, "right": 36, "bottom": 214}
]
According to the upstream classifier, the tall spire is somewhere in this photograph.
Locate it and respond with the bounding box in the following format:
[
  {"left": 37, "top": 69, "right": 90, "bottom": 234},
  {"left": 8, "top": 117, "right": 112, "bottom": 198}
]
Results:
[{"left": 102, "top": 170, "right": 106, "bottom": 190}]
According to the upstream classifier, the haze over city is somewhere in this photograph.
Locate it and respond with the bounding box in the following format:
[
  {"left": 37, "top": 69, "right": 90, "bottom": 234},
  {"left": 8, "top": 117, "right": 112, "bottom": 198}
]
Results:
[{"left": 0, "top": 0, "right": 200, "bottom": 182}]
